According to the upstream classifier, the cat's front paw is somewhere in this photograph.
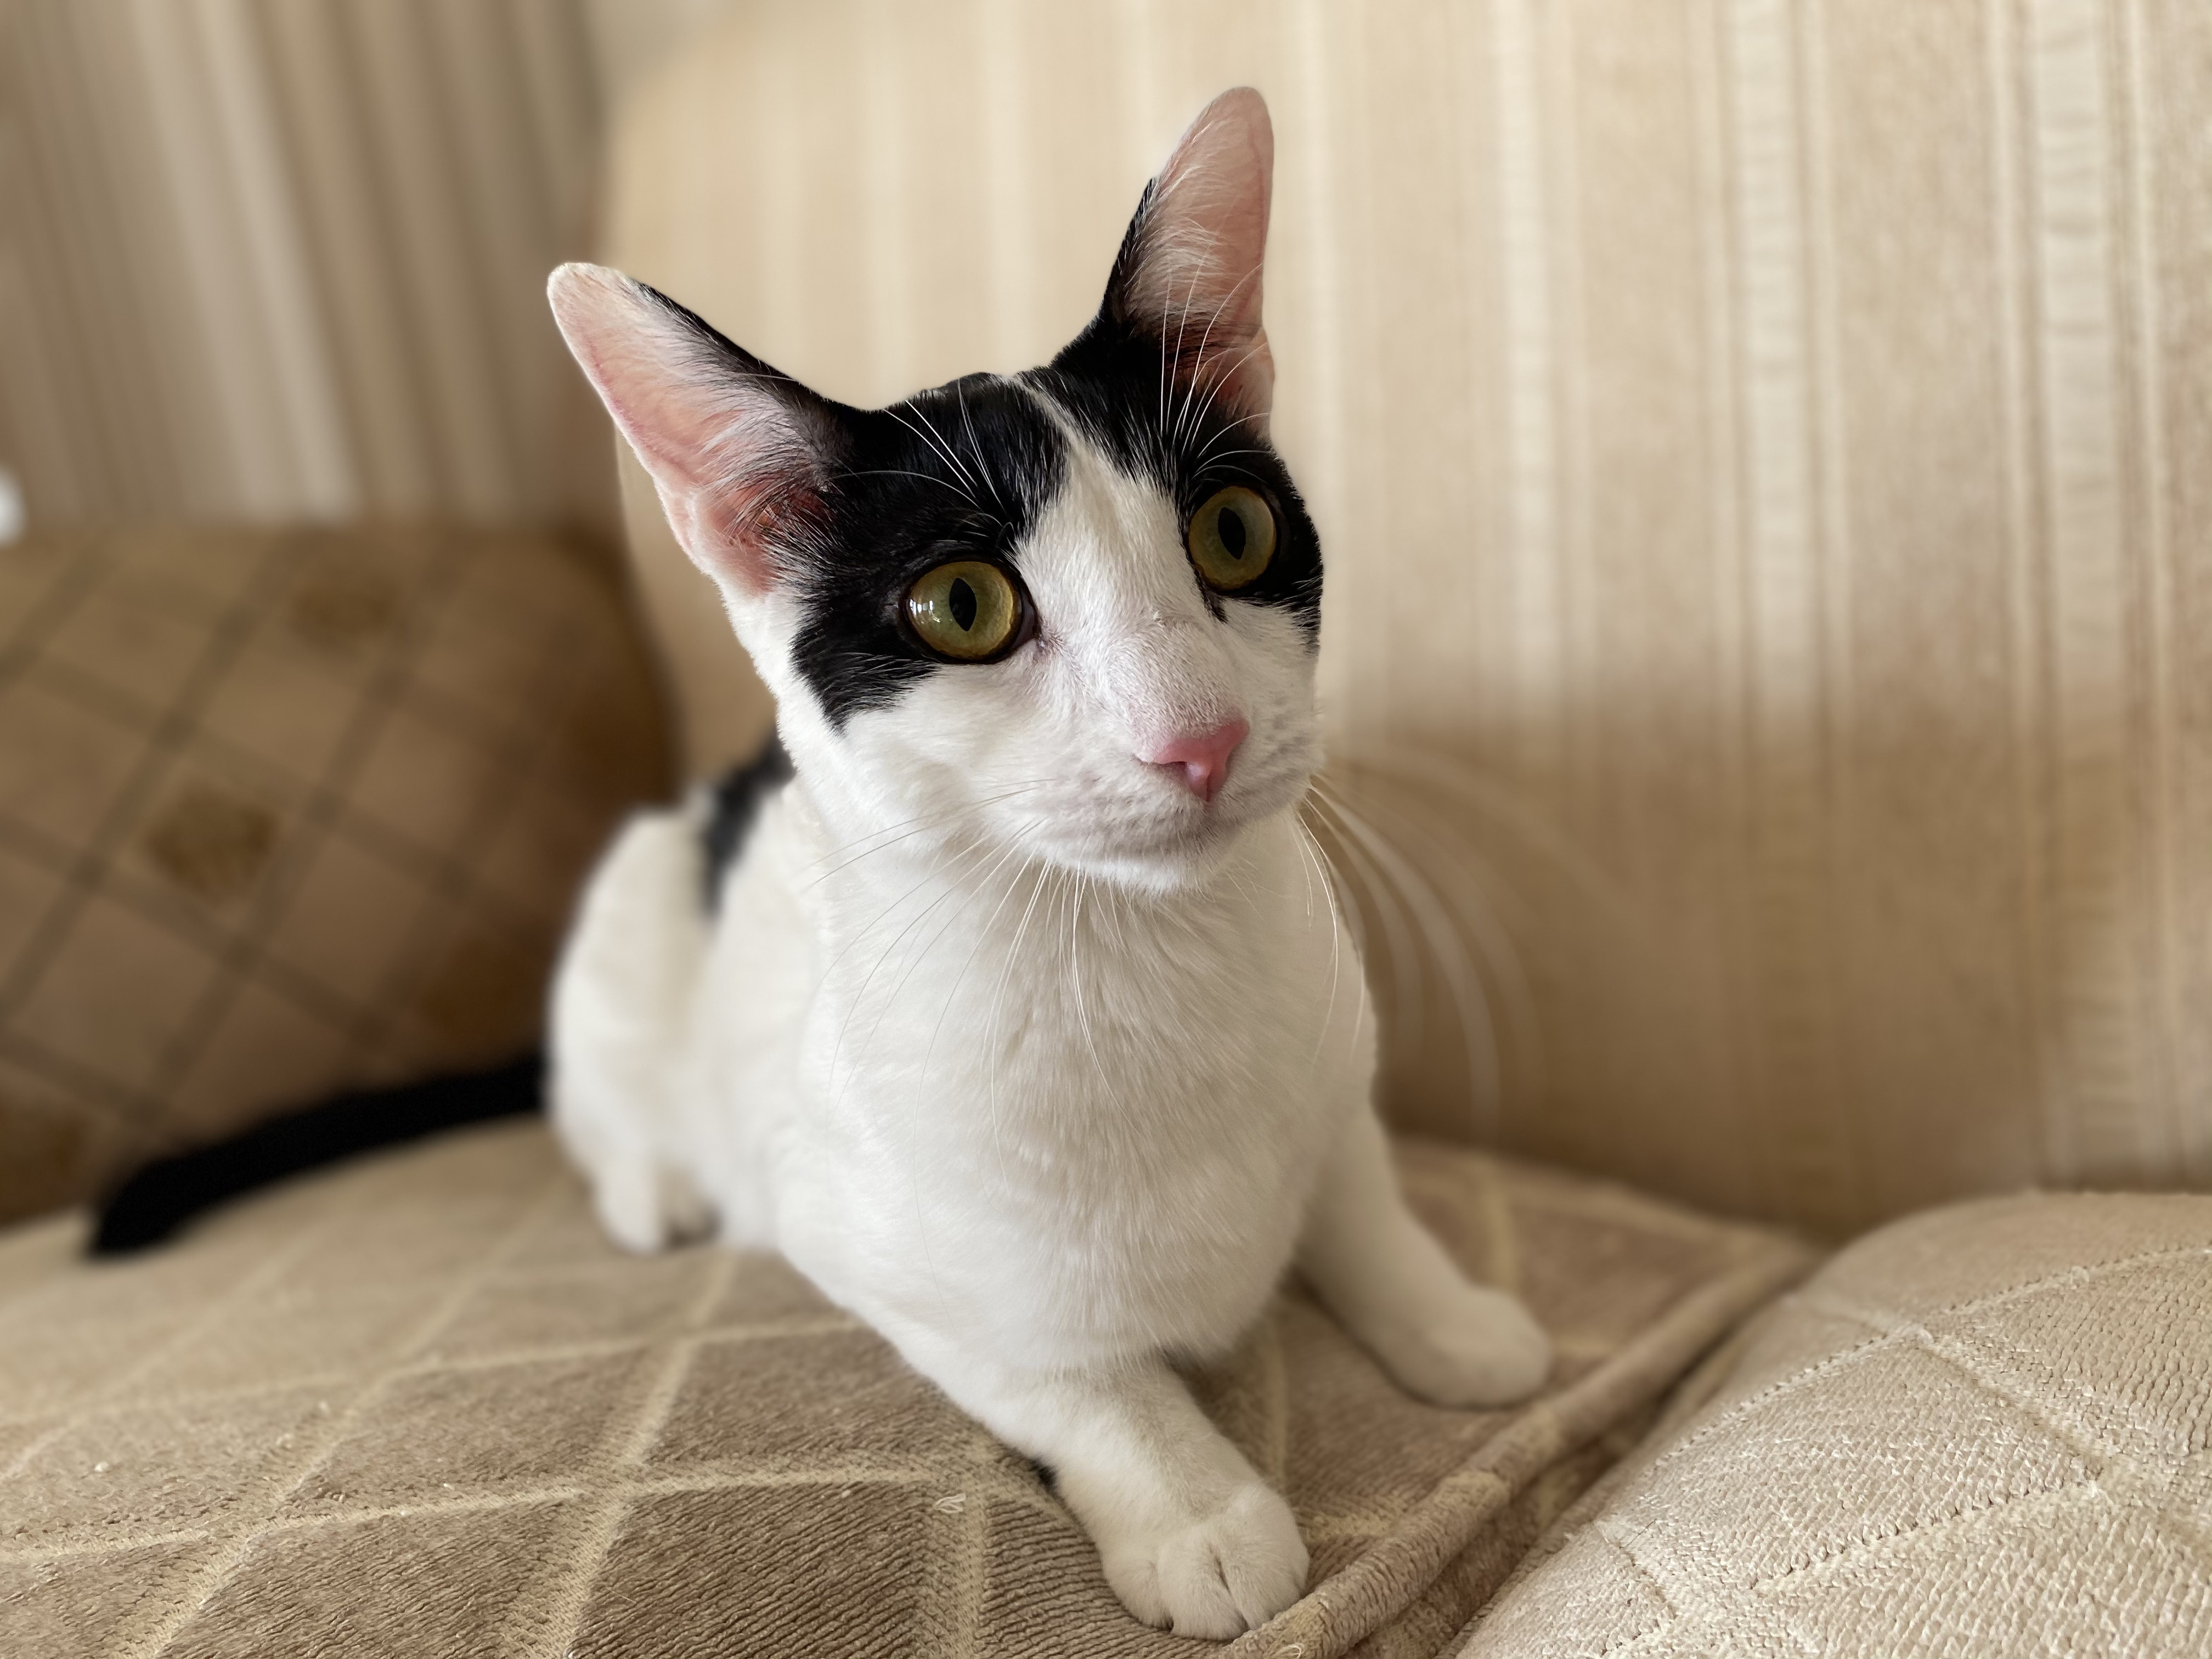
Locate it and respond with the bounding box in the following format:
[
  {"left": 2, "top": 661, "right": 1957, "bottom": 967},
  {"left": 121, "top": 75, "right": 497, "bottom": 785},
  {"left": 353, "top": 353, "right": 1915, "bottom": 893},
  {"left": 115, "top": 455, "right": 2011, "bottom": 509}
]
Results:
[
  {"left": 589, "top": 1158, "right": 714, "bottom": 1254},
  {"left": 1366, "top": 1283, "right": 1553, "bottom": 1409},
  {"left": 1098, "top": 1482, "right": 1308, "bottom": 1640}
]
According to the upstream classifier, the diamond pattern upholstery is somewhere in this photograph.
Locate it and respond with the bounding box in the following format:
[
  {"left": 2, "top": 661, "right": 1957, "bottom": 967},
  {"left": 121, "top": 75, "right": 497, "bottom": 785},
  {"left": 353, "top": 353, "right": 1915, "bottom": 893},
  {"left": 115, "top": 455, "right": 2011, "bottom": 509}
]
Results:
[
  {"left": 0, "top": 1123, "right": 1804, "bottom": 1658},
  {"left": 1456, "top": 1192, "right": 2212, "bottom": 1657},
  {"left": 0, "top": 527, "right": 668, "bottom": 1224}
]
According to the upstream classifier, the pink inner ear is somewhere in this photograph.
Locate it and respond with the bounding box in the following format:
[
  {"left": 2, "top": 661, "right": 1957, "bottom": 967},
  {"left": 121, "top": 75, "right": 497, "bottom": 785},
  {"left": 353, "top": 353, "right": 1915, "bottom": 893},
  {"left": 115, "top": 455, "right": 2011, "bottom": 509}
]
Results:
[
  {"left": 549, "top": 263, "right": 822, "bottom": 595},
  {"left": 659, "top": 394, "right": 825, "bottom": 595},
  {"left": 1124, "top": 89, "right": 1277, "bottom": 426}
]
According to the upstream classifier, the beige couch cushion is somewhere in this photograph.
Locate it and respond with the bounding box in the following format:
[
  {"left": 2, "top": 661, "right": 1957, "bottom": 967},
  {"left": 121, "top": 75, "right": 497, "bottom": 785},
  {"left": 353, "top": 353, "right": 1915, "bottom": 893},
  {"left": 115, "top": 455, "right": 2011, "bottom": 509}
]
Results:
[
  {"left": 0, "top": 1122, "right": 1803, "bottom": 1658},
  {"left": 1454, "top": 1190, "right": 2212, "bottom": 1657},
  {"left": 0, "top": 527, "right": 667, "bottom": 1225},
  {"left": 600, "top": 0, "right": 2212, "bottom": 1240}
]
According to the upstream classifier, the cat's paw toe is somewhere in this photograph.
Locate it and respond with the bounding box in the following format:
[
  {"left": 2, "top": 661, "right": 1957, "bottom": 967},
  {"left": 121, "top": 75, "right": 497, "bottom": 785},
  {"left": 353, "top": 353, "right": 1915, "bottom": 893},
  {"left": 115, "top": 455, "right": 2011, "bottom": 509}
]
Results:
[
  {"left": 1379, "top": 1285, "right": 1553, "bottom": 1409},
  {"left": 1103, "top": 1483, "right": 1308, "bottom": 1639},
  {"left": 591, "top": 1163, "right": 712, "bottom": 1254}
]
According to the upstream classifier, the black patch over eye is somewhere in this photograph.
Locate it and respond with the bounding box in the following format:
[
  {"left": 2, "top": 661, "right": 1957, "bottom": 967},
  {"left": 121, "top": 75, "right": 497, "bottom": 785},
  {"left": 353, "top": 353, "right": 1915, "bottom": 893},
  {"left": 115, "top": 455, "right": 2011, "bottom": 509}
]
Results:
[{"left": 785, "top": 375, "right": 1064, "bottom": 726}]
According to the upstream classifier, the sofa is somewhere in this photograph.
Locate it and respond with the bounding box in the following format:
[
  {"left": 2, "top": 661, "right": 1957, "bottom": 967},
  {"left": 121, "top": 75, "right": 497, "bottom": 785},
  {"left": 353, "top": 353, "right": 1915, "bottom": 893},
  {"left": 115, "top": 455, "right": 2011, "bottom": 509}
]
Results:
[{"left": 4, "top": 3, "right": 2208, "bottom": 1654}]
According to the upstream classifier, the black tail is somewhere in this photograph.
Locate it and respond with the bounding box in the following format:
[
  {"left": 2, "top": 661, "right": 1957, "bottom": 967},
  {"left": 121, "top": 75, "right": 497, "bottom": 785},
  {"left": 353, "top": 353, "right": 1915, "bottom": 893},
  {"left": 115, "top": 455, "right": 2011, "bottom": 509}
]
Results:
[{"left": 91, "top": 1053, "right": 544, "bottom": 1256}]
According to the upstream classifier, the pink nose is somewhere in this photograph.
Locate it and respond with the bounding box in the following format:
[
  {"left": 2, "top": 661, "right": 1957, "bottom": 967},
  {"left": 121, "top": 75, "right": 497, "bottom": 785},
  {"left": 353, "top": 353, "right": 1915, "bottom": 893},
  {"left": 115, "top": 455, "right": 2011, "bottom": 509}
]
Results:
[{"left": 1144, "top": 719, "right": 1250, "bottom": 804}]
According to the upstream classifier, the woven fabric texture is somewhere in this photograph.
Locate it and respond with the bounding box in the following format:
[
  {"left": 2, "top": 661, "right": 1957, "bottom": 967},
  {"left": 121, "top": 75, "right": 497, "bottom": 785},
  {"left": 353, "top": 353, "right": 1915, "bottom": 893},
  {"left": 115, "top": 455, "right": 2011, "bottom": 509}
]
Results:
[
  {"left": 1454, "top": 1190, "right": 2212, "bottom": 1657},
  {"left": 600, "top": 0, "right": 2212, "bottom": 1238},
  {"left": 0, "top": 1122, "right": 1804, "bottom": 1659},
  {"left": 0, "top": 527, "right": 668, "bottom": 1225}
]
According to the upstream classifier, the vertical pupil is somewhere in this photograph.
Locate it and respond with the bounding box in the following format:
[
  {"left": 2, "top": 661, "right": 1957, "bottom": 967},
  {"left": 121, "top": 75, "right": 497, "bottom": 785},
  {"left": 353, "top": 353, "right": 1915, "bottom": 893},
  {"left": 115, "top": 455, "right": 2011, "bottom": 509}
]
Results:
[
  {"left": 1217, "top": 506, "right": 1248, "bottom": 558},
  {"left": 948, "top": 575, "right": 978, "bottom": 631}
]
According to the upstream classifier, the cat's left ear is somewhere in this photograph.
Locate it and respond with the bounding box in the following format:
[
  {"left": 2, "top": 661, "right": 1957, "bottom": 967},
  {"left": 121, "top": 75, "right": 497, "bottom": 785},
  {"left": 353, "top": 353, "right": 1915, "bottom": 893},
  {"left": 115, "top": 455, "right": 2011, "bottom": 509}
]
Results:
[
  {"left": 548, "top": 263, "right": 841, "bottom": 597},
  {"left": 1104, "top": 87, "right": 1276, "bottom": 431}
]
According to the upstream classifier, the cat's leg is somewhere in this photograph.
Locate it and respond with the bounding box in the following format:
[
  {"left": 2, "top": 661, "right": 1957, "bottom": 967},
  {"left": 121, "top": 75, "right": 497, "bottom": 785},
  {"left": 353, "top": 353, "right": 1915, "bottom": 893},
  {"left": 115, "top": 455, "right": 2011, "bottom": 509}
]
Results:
[
  {"left": 578, "top": 1155, "right": 713, "bottom": 1255},
  {"left": 895, "top": 1330, "right": 1306, "bottom": 1638},
  {"left": 1297, "top": 1105, "right": 1551, "bottom": 1408},
  {"left": 550, "top": 808, "right": 716, "bottom": 1252}
]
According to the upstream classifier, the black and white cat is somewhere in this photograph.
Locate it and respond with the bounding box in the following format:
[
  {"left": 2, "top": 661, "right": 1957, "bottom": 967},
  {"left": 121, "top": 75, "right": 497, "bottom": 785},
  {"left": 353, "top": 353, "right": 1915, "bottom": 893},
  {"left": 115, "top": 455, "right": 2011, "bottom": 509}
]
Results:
[{"left": 546, "top": 88, "right": 1549, "bottom": 1639}]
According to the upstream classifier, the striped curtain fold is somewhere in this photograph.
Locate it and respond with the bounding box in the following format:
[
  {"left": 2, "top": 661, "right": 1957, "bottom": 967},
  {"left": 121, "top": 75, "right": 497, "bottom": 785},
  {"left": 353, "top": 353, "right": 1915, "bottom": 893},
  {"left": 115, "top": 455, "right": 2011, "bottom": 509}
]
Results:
[{"left": 0, "top": 0, "right": 619, "bottom": 529}]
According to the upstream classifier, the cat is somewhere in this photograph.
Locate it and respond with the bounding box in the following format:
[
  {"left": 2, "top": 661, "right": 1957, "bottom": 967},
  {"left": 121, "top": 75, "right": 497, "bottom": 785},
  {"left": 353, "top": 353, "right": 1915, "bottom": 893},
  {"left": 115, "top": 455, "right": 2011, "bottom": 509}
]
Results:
[{"left": 545, "top": 87, "right": 1550, "bottom": 1640}]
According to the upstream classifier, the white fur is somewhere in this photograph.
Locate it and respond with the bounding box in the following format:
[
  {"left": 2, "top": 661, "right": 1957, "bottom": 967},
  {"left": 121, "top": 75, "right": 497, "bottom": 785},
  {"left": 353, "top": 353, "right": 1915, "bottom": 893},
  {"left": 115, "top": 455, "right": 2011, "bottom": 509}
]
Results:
[
  {"left": 546, "top": 88, "right": 1549, "bottom": 1639},
  {"left": 550, "top": 424, "right": 1549, "bottom": 1638}
]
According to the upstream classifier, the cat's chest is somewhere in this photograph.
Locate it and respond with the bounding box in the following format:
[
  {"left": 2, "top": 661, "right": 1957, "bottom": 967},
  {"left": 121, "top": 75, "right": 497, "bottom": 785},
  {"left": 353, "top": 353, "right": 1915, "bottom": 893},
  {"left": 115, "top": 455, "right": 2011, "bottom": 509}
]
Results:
[
  {"left": 803, "top": 833, "right": 1339, "bottom": 1130},
  {"left": 771, "top": 825, "right": 1365, "bottom": 1356}
]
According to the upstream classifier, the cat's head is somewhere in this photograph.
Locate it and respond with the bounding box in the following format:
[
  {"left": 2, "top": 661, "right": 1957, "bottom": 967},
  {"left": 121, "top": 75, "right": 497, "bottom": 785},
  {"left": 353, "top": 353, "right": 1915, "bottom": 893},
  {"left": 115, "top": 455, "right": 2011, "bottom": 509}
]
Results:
[{"left": 550, "top": 88, "right": 1319, "bottom": 893}]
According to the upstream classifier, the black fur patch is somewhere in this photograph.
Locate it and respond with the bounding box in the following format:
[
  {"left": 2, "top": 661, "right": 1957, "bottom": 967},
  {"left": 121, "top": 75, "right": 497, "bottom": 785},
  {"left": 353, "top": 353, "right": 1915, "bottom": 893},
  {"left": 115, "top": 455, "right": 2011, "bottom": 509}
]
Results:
[
  {"left": 701, "top": 736, "right": 795, "bottom": 912},
  {"left": 788, "top": 375, "right": 1065, "bottom": 726}
]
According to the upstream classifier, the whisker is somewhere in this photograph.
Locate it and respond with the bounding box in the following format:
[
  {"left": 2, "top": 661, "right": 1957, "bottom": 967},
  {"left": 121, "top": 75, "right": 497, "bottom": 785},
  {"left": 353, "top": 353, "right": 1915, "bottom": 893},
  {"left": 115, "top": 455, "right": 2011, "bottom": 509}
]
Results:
[
  {"left": 1173, "top": 269, "right": 1258, "bottom": 453},
  {"left": 1181, "top": 332, "right": 1268, "bottom": 453},
  {"left": 849, "top": 833, "right": 1020, "bottom": 1068},
  {"left": 827, "top": 832, "right": 1006, "bottom": 1071},
  {"left": 1310, "top": 779, "right": 1506, "bottom": 1134},
  {"left": 1160, "top": 233, "right": 1226, "bottom": 470},
  {"left": 1316, "top": 768, "right": 1544, "bottom": 1012},
  {"left": 844, "top": 467, "right": 990, "bottom": 503},
  {"left": 1364, "top": 752, "right": 1633, "bottom": 923},
  {"left": 1167, "top": 251, "right": 1209, "bottom": 450},
  {"left": 1190, "top": 439, "right": 1269, "bottom": 471},
  {"left": 1292, "top": 817, "right": 1351, "bottom": 1065},
  {"left": 1068, "top": 872, "right": 1106, "bottom": 1080},
  {"left": 1302, "top": 789, "right": 1431, "bottom": 1094},
  {"left": 881, "top": 405, "right": 992, "bottom": 519},
  {"left": 955, "top": 381, "right": 1012, "bottom": 518},
  {"left": 905, "top": 400, "right": 989, "bottom": 503},
  {"left": 1327, "top": 766, "right": 1548, "bottom": 1109},
  {"left": 801, "top": 783, "right": 1051, "bottom": 886},
  {"left": 921, "top": 842, "right": 1038, "bottom": 1088},
  {"left": 983, "top": 857, "right": 1057, "bottom": 1130}
]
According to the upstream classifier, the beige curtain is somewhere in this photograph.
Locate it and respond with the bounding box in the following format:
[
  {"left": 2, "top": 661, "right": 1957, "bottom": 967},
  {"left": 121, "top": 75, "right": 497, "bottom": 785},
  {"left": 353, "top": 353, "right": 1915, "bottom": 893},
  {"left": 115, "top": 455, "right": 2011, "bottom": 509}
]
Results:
[
  {"left": 0, "top": 0, "right": 743, "bottom": 532},
  {"left": 605, "top": 0, "right": 2212, "bottom": 1238}
]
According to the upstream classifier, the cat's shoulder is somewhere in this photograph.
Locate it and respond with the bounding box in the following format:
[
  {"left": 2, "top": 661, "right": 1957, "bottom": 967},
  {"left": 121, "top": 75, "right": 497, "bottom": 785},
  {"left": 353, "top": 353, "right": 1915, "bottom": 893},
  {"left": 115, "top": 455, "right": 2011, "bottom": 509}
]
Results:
[{"left": 699, "top": 737, "right": 795, "bottom": 912}]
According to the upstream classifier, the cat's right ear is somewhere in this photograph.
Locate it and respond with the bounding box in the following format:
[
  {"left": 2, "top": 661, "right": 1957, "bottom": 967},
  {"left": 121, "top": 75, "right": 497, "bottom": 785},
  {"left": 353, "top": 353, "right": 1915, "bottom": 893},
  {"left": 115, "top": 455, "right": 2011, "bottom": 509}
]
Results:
[
  {"left": 1102, "top": 87, "right": 1277, "bottom": 431},
  {"left": 548, "top": 263, "right": 836, "bottom": 595}
]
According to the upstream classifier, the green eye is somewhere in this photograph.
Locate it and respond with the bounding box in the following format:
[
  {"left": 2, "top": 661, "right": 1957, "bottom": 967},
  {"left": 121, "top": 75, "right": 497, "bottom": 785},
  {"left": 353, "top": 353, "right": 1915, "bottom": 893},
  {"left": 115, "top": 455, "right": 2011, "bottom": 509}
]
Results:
[
  {"left": 1187, "top": 486, "right": 1277, "bottom": 592},
  {"left": 905, "top": 560, "right": 1024, "bottom": 661}
]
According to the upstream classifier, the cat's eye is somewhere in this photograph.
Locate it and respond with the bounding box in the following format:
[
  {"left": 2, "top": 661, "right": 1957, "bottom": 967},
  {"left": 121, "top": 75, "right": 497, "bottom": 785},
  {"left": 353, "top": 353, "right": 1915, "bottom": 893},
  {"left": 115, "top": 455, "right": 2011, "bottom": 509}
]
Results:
[
  {"left": 905, "top": 560, "right": 1025, "bottom": 662},
  {"left": 1186, "top": 486, "right": 1277, "bottom": 592}
]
